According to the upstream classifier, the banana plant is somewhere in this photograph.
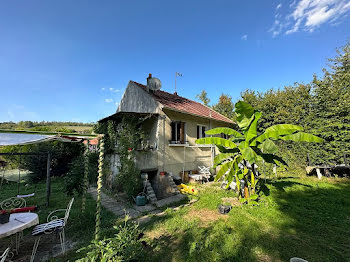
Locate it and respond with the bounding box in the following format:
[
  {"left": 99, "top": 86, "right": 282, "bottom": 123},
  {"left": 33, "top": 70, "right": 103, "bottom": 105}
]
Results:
[{"left": 195, "top": 101, "right": 323, "bottom": 201}]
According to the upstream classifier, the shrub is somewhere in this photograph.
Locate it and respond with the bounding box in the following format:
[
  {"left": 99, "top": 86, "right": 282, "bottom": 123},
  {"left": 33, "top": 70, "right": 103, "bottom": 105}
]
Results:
[
  {"left": 64, "top": 152, "right": 99, "bottom": 196},
  {"left": 77, "top": 218, "right": 145, "bottom": 261},
  {"left": 0, "top": 141, "right": 84, "bottom": 183}
]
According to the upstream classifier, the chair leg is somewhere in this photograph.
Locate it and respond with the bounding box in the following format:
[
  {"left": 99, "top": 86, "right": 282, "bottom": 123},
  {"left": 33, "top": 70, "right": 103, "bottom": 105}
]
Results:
[
  {"left": 30, "top": 236, "right": 41, "bottom": 262},
  {"left": 59, "top": 229, "right": 65, "bottom": 255}
]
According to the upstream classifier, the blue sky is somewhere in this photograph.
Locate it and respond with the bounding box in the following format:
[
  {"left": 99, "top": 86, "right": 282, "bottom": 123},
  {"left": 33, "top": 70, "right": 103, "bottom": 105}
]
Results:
[{"left": 0, "top": 0, "right": 349, "bottom": 123}]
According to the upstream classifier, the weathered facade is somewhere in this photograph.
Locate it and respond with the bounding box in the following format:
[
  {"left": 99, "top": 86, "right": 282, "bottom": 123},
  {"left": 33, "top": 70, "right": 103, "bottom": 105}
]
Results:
[{"left": 101, "top": 75, "right": 234, "bottom": 199}]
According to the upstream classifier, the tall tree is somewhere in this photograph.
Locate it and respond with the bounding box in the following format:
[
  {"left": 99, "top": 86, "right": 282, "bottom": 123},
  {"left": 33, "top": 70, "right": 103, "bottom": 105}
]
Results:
[
  {"left": 212, "top": 94, "right": 234, "bottom": 119},
  {"left": 309, "top": 43, "right": 350, "bottom": 164},
  {"left": 196, "top": 90, "right": 210, "bottom": 106},
  {"left": 240, "top": 42, "right": 350, "bottom": 165}
]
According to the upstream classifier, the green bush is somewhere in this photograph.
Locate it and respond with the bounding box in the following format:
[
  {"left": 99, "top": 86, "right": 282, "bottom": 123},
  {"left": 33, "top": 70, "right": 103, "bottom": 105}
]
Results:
[
  {"left": 64, "top": 152, "right": 99, "bottom": 196},
  {"left": 77, "top": 218, "right": 145, "bottom": 262},
  {"left": 0, "top": 141, "right": 84, "bottom": 183}
]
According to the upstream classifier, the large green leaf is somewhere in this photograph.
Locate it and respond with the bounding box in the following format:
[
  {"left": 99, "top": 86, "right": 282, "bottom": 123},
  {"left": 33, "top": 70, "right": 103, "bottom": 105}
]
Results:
[
  {"left": 215, "top": 161, "right": 233, "bottom": 181},
  {"left": 216, "top": 145, "right": 240, "bottom": 154},
  {"left": 235, "top": 101, "right": 255, "bottom": 131},
  {"left": 196, "top": 137, "right": 237, "bottom": 148},
  {"left": 259, "top": 138, "right": 278, "bottom": 154},
  {"left": 280, "top": 132, "right": 324, "bottom": 143},
  {"left": 245, "top": 111, "right": 262, "bottom": 145},
  {"left": 240, "top": 146, "right": 258, "bottom": 164},
  {"left": 260, "top": 153, "right": 288, "bottom": 167},
  {"left": 205, "top": 127, "right": 243, "bottom": 137},
  {"left": 256, "top": 124, "right": 304, "bottom": 142},
  {"left": 214, "top": 153, "right": 237, "bottom": 167}
]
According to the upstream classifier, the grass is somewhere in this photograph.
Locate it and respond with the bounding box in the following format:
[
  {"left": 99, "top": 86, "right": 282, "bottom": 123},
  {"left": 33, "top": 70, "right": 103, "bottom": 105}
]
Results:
[
  {"left": 1, "top": 174, "right": 349, "bottom": 261},
  {"left": 142, "top": 176, "right": 350, "bottom": 262},
  {"left": 0, "top": 178, "right": 117, "bottom": 261}
]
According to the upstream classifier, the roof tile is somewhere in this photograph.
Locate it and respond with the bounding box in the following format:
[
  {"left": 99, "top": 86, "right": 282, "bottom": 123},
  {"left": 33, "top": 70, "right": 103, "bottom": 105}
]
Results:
[{"left": 132, "top": 81, "right": 233, "bottom": 124}]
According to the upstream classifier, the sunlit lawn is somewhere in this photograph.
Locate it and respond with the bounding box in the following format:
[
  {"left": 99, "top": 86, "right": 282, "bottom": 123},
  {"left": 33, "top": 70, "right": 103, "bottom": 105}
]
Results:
[
  {"left": 143, "top": 176, "right": 350, "bottom": 262},
  {"left": 0, "top": 178, "right": 117, "bottom": 261},
  {"left": 1, "top": 174, "right": 349, "bottom": 262}
]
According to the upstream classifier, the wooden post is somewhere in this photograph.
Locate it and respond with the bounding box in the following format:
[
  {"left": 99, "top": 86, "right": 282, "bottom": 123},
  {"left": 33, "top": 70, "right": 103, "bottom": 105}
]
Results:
[
  {"left": 17, "top": 157, "right": 21, "bottom": 195},
  {"left": 46, "top": 152, "right": 51, "bottom": 207},
  {"left": 95, "top": 135, "right": 104, "bottom": 241}
]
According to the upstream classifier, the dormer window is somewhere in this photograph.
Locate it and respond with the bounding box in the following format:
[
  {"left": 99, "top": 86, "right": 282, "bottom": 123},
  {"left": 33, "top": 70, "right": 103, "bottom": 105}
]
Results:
[{"left": 197, "top": 125, "right": 207, "bottom": 139}]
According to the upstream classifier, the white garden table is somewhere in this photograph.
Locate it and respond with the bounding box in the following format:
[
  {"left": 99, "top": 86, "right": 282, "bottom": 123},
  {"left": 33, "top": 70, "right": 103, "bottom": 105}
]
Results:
[{"left": 0, "top": 213, "right": 39, "bottom": 255}]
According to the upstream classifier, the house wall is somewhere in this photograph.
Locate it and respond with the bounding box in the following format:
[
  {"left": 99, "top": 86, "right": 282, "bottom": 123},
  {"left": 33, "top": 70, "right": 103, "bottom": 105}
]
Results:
[
  {"left": 117, "top": 82, "right": 161, "bottom": 114},
  {"left": 157, "top": 109, "right": 233, "bottom": 178},
  {"left": 135, "top": 116, "right": 159, "bottom": 170},
  {"left": 109, "top": 82, "right": 234, "bottom": 198}
]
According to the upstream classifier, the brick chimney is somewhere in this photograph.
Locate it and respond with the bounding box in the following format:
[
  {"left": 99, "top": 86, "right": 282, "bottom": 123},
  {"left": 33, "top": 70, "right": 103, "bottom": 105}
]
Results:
[{"left": 146, "top": 73, "right": 152, "bottom": 92}]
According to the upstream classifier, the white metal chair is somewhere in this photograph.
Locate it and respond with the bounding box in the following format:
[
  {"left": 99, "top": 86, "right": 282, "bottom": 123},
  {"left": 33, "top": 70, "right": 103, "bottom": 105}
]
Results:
[
  {"left": 30, "top": 198, "right": 74, "bottom": 262},
  {"left": 17, "top": 193, "right": 35, "bottom": 198},
  {"left": 0, "top": 197, "right": 26, "bottom": 210},
  {"left": 198, "top": 166, "right": 211, "bottom": 182},
  {"left": 0, "top": 248, "right": 10, "bottom": 262}
]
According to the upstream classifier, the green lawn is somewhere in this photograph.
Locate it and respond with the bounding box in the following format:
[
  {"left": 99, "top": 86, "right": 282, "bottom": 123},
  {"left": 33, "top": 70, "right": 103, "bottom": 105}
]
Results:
[
  {"left": 142, "top": 176, "right": 350, "bottom": 262},
  {"left": 0, "top": 178, "right": 117, "bottom": 261},
  {"left": 1, "top": 175, "right": 349, "bottom": 261}
]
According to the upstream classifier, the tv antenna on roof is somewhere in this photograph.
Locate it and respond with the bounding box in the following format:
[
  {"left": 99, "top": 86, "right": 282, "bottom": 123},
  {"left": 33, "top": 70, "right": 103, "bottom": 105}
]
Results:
[{"left": 175, "top": 72, "right": 182, "bottom": 94}]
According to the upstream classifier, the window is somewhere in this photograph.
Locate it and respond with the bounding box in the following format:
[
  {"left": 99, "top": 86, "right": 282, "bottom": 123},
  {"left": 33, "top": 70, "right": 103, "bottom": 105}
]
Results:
[
  {"left": 170, "top": 122, "right": 187, "bottom": 144},
  {"left": 197, "top": 125, "right": 207, "bottom": 139}
]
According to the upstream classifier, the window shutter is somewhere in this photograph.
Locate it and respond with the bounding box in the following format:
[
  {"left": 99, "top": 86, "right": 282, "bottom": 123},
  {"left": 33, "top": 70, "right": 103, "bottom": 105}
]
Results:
[
  {"left": 171, "top": 122, "right": 176, "bottom": 141},
  {"left": 197, "top": 126, "right": 200, "bottom": 139},
  {"left": 202, "top": 126, "right": 206, "bottom": 138},
  {"left": 180, "top": 122, "right": 185, "bottom": 143}
]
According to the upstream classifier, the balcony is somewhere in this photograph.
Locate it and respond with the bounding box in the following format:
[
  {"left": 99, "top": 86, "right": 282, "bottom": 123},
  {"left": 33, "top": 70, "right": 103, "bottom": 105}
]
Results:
[{"left": 168, "top": 140, "right": 189, "bottom": 147}]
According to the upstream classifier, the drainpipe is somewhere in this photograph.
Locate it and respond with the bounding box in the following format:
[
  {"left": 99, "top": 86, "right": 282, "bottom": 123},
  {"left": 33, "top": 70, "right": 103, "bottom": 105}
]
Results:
[
  {"left": 183, "top": 146, "right": 186, "bottom": 181},
  {"left": 161, "top": 115, "right": 166, "bottom": 172}
]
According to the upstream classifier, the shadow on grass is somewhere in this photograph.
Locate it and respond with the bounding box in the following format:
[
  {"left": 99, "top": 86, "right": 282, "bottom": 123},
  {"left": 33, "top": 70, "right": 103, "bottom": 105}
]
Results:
[{"left": 144, "top": 178, "right": 350, "bottom": 262}]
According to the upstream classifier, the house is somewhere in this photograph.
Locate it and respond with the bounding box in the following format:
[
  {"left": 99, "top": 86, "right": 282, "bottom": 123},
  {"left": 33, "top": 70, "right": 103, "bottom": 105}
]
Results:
[
  {"left": 100, "top": 74, "right": 234, "bottom": 200},
  {"left": 83, "top": 138, "right": 99, "bottom": 152}
]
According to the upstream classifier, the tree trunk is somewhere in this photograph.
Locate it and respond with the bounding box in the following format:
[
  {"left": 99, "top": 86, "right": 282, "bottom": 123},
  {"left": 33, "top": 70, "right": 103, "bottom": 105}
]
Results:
[{"left": 244, "top": 185, "right": 249, "bottom": 199}]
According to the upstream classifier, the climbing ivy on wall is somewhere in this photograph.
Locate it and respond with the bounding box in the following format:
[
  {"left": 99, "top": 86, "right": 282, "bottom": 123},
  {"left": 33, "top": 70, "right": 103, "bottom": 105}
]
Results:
[{"left": 94, "top": 117, "right": 147, "bottom": 198}]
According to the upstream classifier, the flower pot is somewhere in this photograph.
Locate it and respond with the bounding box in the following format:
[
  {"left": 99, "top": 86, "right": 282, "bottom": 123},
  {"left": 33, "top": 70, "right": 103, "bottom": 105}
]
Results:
[
  {"left": 160, "top": 171, "right": 166, "bottom": 176},
  {"left": 0, "top": 213, "right": 10, "bottom": 224}
]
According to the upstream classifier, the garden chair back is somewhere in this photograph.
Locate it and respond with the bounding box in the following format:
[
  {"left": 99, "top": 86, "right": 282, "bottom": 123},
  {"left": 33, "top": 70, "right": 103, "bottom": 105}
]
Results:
[
  {"left": 30, "top": 198, "right": 74, "bottom": 262},
  {"left": 0, "top": 197, "right": 26, "bottom": 210},
  {"left": 0, "top": 248, "right": 10, "bottom": 262}
]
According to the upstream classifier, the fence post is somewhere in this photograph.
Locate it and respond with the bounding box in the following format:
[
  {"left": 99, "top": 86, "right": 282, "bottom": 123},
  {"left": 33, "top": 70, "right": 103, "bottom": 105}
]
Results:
[{"left": 46, "top": 152, "right": 51, "bottom": 207}]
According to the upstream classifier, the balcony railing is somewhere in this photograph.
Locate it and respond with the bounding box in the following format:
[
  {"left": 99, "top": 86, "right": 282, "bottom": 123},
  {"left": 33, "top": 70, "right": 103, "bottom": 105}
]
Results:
[{"left": 168, "top": 140, "right": 189, "bottom": 146}]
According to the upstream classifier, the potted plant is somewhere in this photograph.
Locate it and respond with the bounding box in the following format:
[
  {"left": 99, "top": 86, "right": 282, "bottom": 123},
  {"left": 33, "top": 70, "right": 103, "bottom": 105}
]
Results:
[{"left": 0, "top": 209, "right": 11, "bottom": 224}]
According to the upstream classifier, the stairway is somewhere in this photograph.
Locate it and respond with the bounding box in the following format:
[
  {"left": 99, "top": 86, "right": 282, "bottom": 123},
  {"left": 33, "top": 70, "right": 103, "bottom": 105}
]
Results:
[
  {"left": 145, "top": 181, "right": 158, "bottom": 203},
  {"left": 167, "top": 175, "right": 180, "bottom": 194}
]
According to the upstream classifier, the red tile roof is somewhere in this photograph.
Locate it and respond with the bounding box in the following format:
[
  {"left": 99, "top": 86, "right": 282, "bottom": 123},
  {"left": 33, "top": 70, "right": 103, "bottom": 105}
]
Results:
[
  {"left": 131, "top": 81, "right": 233, "bottom": 124},
  {"left": 83, "top": 138, "right": 99, "bottom": 145}
]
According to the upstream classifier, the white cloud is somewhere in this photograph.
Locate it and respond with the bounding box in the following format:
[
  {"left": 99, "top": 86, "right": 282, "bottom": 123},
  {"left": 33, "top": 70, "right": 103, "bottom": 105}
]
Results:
[
  {"left": 107, "top": 87, "right": 121, "bottom": 93},
  {"left": 101, "top": 87, "right": 105, "bottom": 91},
  {"left": 105, "top": 98, "right": 113, "bottom": 103},
  {"left": 115, "top": 102, "right": 119, "bottom": 106},
  {"left": 241, "top": 34, "right": 248, "bottom": 40},
  {"left": 276, "top": 3, "right": 282, "bottom": 10},
  {"left": 269, "top": 0, "right": 350, "bottom": 36}
]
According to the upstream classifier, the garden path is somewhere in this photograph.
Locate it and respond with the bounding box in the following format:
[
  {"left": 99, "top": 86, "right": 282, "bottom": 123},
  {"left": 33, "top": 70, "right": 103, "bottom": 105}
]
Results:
[{"left": 87, "top": 187, "right": 155, "bottom": 218}]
